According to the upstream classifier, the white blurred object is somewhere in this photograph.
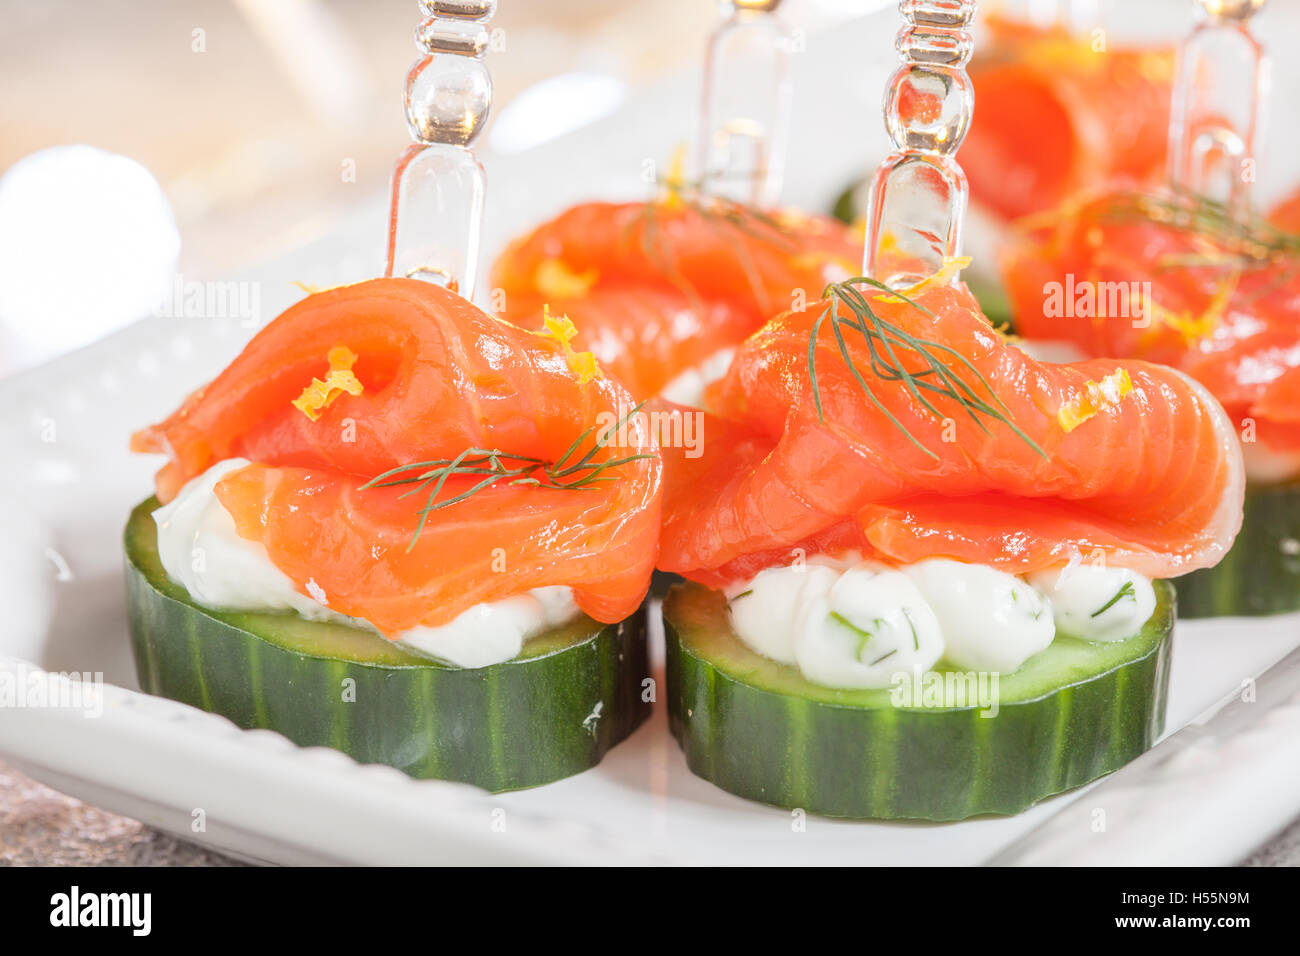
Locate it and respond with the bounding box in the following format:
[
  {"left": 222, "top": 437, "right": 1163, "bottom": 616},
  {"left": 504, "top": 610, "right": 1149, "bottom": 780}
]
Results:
[
  {"left": 231, "top": 0, "right": 370, "bottom": 128},
  {"left": 489, "top": 71, "right": 628, "bottom": 154},
  {"left": 0, "top": 145, "right": 180, "bottom": 364}
]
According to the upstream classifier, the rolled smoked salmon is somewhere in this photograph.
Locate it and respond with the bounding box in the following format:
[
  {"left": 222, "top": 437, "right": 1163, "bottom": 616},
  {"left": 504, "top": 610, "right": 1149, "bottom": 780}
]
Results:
[
  {"left": 964, "top": 16, "right": 1173, "bottom": 222},
  {"left": 492, "top": 199, "right": 862, "bottom": 399},
  {"left": 1000, "top": 190, "right": 1300, "bottom": 457},
  {"left": 656, "top": 280, "right": 1244, "bottom": 588},
  {"left": 132, "top": 278, "right": 663, "bottom": 635}
]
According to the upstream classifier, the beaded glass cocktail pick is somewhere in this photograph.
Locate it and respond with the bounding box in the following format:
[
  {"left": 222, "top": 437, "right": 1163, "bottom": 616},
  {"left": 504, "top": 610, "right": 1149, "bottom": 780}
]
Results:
[
  {"left": 385, "top": 1, "right": 495, "bottom": 301},
  {"left": 696, "top": 0, "right": 793, "bottom": 206},
  {"left": 1167, "top": 0, "right": 1269, "bottom": 217},
  {"left": 865, "top": 0, "right": 976, "bottom": 289}
]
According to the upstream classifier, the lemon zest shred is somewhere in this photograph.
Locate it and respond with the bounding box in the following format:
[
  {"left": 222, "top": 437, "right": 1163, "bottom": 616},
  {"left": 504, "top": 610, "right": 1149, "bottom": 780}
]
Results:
[
  {"left": 1057, "top": 368, "right": 1134, "bottom": 433},
  {"left": 537, "top": 305, "right": 599, "bottom": 384},
  {"left": 534, "top": 258, "right": 599, "bottom": 300},
  {"left": 291, "top": 346, "right": 364, "bottom": 422},
  {"left": 660, "top": 144, "right": 689, "bottom": 211},
  {"left": 292, "top": 280, "right": 356, "bottom": 296},
  {"left": 1144, "top": 270, "right": 1238, "bottom": 346},
  {"left": 878, "top": 255, "right": 973, "bottom": 303}
]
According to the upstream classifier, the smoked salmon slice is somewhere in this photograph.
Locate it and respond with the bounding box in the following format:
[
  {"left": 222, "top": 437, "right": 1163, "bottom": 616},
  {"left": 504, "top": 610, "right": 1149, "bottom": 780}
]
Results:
[
  {"left": 1000, "top": 190, "right": 1300, "bottom": 456},
  {"left": 656, "top": 280, "right": 1243, "bottom": 588},
  {"left": 132, "top": 278, "right": 662, "bottom": 633},
  {"left": 491, "top": 199, "right": 862, "bottom": 399},
  {"left": 1270, "top": 187, "right": 1300, "bottom": 234},
  {"left": 963, "top": 16, "right": 1173, "bottom": 222}
]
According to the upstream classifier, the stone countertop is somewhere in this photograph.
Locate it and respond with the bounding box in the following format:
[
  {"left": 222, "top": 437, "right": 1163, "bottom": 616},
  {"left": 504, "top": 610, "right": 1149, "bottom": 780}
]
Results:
[{"left": 0, "top": 760, "right": 243, "bottom": 867}]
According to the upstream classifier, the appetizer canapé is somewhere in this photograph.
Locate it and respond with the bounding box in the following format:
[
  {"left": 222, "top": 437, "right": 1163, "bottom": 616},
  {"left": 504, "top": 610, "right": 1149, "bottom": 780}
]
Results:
[
  {"left": 127, "top": 278, "right": 661, "bottom": 790},
  {"left": 656, "top": 273, "right": 1243, "bottom": 819},
  {"left": 1001, "top": 190, "right": 1300, "bottom": 615}
]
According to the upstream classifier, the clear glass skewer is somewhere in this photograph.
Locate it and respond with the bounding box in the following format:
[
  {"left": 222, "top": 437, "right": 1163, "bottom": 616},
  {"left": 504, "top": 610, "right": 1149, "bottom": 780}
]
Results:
[
  {"left": 696, "top": 0, "right": 793, "bottom": 206},
  {"left": 865, "top": 0, "right": 977, "bottom": 288},
  {"left": 1167, "top": 0, "right": 1269, "bottom": 216},
  {"left": 385, "top": 1, "right": 496, "bottom": 301}
]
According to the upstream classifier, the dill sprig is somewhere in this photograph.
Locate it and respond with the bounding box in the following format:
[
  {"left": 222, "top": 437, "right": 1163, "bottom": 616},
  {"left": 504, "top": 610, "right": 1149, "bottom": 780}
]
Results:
[
  {"left": 1091, "top": 580, "right": 1136, "bottom": 618},
  {"left": 653, "top": 170, "right": 796, "bottom": 248},
  {"left": 807, "top": 277, "right": 1046, "bottom": 461},
  {"left": 1094, "top": 187, "right": 1300, "bottom": 271},
  {"left": 362, "top": 403, "right": 655, "bottom": 551},
  {"left": 634, "top": 168, "right": 798, "bottom": 310}
]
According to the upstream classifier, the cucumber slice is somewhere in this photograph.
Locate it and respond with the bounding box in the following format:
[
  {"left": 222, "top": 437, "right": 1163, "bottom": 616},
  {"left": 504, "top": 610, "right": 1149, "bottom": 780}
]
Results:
[
  {"left": 1173, "top": 479, "right": 1300, "bottom": 617},
  {"left": 124, "top": 498, "right": 651, "bottom": 791},
  {"left": 664, "top": 580, "right": 1173, "bottom": 820}
]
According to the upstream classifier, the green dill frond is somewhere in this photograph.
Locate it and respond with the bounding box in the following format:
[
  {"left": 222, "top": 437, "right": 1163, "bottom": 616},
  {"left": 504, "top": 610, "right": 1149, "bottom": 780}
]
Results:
[
  {"left": 362, "top": 403, "right": 654, "bottom": 551},
  {"left": 807, "top": 278, "right": 1046, "bottom": 461}
]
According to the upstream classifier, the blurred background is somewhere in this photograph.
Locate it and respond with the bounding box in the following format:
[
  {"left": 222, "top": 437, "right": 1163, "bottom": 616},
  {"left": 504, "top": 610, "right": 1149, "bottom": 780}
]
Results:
[
  {"left": 4, "top": 0, "right": 1298, "bottom": 377},
  {"left": 0, "top": 0, "right": 874, "bottom": 376}
]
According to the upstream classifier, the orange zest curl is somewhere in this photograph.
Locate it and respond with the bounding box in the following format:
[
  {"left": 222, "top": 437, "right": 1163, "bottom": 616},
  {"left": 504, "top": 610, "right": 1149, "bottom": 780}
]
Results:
[{"left": 291, "top": 346, "right": 364, "bottom": 421}]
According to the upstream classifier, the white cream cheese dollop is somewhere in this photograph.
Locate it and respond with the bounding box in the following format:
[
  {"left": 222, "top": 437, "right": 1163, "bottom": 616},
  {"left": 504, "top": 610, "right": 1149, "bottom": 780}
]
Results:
[
  {"left": 726, "top": 563, "right": 839, "bottom": 665},
  {"left": 798, "top": 566, "right": 944, "bottom": 689},
  {"left": 658, "top": 347, "right": 735, "bottom": 407},
  {"left": 153, "top": 458, "right": 332, "bottom": 619},
  {"left": 1028, "top": 564, "right": 1157, "bottom": 643},
  {"left": 396, "top": 586, "right": 578, "bottom": 668},
  {"left": 726, "top": 554, "right": 1158, "bottom": 690},
  {"left": 729, "top": 560, "right": 943, "bottom": 689},
  {"left": 153, "top": 459, "right": 578, "bottom": 668},
  {"left": 905, "top": 559, "right": 1055, "bottom": 673}
]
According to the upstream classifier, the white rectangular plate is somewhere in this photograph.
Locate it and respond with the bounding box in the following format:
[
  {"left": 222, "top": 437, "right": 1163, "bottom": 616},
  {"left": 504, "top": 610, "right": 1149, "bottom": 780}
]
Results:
[{"left": 3, "top": 3, "right": 1300, "bottom": 865}]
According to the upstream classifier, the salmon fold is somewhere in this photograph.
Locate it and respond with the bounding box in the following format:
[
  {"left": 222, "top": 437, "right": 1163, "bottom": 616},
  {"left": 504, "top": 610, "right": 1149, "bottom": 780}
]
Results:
[
  {"left": 657, "top": 282, "right": 1244, "bottom": 588},
  {"left": 1002, "top": 191, "right": 1300, "bottom": 458},
  {"left": 132, "top": 278, "right": 663, "bottom": 635}
]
